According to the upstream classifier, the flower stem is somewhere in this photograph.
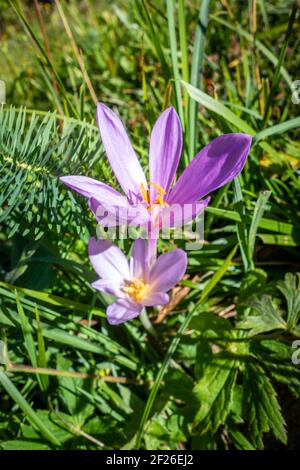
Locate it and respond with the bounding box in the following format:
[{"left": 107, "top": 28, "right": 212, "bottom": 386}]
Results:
[
  {"left": 148, "top": 234, "right": 158, "bottom": 267},
  {"left": 139, "top": 308, "right": 158, "bottom": 340}
]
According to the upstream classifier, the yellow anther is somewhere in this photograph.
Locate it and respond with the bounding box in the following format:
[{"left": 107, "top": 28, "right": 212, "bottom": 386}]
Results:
[
  {"left": 149, "top": 181, "right": 166, "bottom": 195},
  {"left": 140, "top": 183, "right": 150, "bottom": 205},
  {"left": 140, "top": 182, "right": 169, "bottom": 211},
  {"left": 123, "top": 277, "right": 150, "bottom": 302}
]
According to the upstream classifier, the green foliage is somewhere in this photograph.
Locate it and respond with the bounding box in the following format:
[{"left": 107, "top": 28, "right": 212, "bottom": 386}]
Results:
[{"left": 0, "top": 107, "right": 105, "bottom": 239}]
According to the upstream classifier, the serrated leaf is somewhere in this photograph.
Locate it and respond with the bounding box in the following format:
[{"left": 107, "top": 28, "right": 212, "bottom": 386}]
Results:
[
  {"left": 238, "top": 295, "right": 287, "bottom": 336},
  {"left": 242, "top": 362, "right": 287, "bottom": 448},
  {"left": 277, "top": 273, "right": 300, "bottom": 330},
  {"left": 192, "top": 354, "right": 238, "bottom": 434},
  {"left": 238, "top": 268, "right": 268, "bottom": 303},
  {"left": 251, "top": 339, "right": 300, "bottom": 398}
]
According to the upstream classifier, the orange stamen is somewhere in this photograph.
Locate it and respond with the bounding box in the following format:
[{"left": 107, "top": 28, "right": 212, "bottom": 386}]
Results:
[
  {"left": 123, "top": 277, "right": 150, "bottom": 302},
  {"left": 140, "top": 181, "right": 169, "bottom": 211}
]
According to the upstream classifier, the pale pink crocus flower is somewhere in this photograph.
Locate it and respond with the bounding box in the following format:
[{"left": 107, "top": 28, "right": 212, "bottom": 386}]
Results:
[{"left": 88, "top": 238, "right": 187, "bottom": 325}]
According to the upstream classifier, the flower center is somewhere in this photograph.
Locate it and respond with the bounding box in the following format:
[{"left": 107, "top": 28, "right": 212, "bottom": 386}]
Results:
[
  {"left": 122, "top": 277, "right": 150, "bottom": 302},
  {"left": 140, "top": 182, "right": 170, "bottom": 211}
]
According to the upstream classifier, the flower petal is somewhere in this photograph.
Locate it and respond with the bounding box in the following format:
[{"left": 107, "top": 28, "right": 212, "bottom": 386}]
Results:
[
  {"left": 141, "top": 292, "right": 169, "bottom": 307},
  {"left": 89, "top": 198, "right": 150, "bottom": 228},
  {"left": 160, "top": 197, "right": 210, "bottom": 228},
  {"left": 96, "top": 103, "right": 147, "bottom": 198},
  {"left": 130, "top": 239, "right": 149, "bottom": 280},
  {"left": 168, "top": 133, "right": 252, "bottom": 204},
  {"left": 88, "top": 238, "right": 130, "bottom": 283},
  {"left": 149, "top": 248, "right": 187, "bottom": 293},
  {"left": 91, "top": 279, "right": 124, "bottom": 298},
  {"left": 149, "top": 107, "right": 182, "bottom": 199},
  {"left": 106, "top": 299, "right": 141, "bottom": 325}
]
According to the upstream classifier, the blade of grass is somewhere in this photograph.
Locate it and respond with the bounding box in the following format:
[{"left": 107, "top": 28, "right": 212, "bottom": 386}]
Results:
[
  {"left": 15, "top": 291, "right": 38, "bottom": 369},
  {"left": 183, "top": 80, "right": 255, "bottom": 135},
  {"left": 211, "top": 15, "right": 293, "bottom": 89},
  {"left": 198, "top": 244, "right": 238, "bottom": 302},
  {"left": 257, "top": 234, "right": 298, "bottom": 247},
  {"left": 233, "top": 178, "right": 250, "bottom": 272},
  {"left": 54, "top": 0, "right": 98, "bottom": 106},
  {"left": 9, "top": 0, "right": 77, "bottom": 117},
  {"left": 188, "top": 0, "right": 211, "bottom": 161},
  {"left": 134, "top": 244, "right": 237, "bottom": 448},
  {"left": 260, "top": 1, "right": 298, "bottom": 128},
  {"left": 166, "top": 0, "right": 184, "bottom": 126},
  {"left": 254, "top": 117, "right": 300, "bottom": 142},
  {"left": 0, "top": 281, "right": 105, "bottom": 317},
  {"left": 205, "top": 207, "right": 297, "bottom": 237},
  {"left": 248, "top": 190, "right": 271, "bottom": 268},
  {"left": 182, "top": 80, "right": 292, "bottom": 164},
  {"left": 33, "top": 0, "right": 58, "bottom": 94},
  {"left": 35, "top": 304, "right": 49, "bottom": 391},
  {"left": 178, "top": 0, "right": 189, "bottom": 116},
  {"left": 137, "top": 0, "right": 170, "bottom": 81}
]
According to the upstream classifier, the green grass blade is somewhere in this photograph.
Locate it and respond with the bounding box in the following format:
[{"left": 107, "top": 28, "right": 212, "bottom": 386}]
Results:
[
  {"left": 261, "top": 2, "right": 298, "bottom": 128},
  {"left": 178, "top": 0, "right": 189, "bottom": 83},
  {"left": 0, "top": 370, "right": 60, "bottom": 446},
  {"left": 248, "top": 190, "right": 271, "bottom": 263},
  {"left": 233, "top": 178, "right": 251, "bottom": 272},
  {"left": 254, "top": 117, "right": 300, "bottom": 142},
  {"left": 188, "top": 0, "right": 211, "bottom": 160},
  {"left": 15, "top": 290, "right": 38, "bottom": 368},
  {"left": 35, "top": 304, "right": 49, "bottom": 391},
  {"left": 211, "top": 15, "right": 293, "bottom": 89},
  {"left": 0, "top": 282, "right": 105, "bottom": 318},
  {"left": 198, "top": 244, "right": 238, "bottom": 303},
  {"left": 9, "top": 0, "right": 76, "bottom": 116},
  {"left": 257, "top": 234, "right": 298, "bottom": 247},
  {"left": 166, "top": 0, "right": 184, "bottom": 125},
  {"left": 183, "top": 80, "right": 255, "bottom": 135},
  {"left": 137, "top": 0, "right": 170, "bottom": 81},
  {"left": 205, "top": 206, "right": 296, "bottom": 237}
]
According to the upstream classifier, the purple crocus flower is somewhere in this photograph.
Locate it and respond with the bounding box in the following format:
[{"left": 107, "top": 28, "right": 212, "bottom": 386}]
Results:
[
  {"left": 88, "top": 238, "right": 187, "bottom": 325},
  {"left": 60, "top": 104, "right": 252, "bottom": 229}
]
